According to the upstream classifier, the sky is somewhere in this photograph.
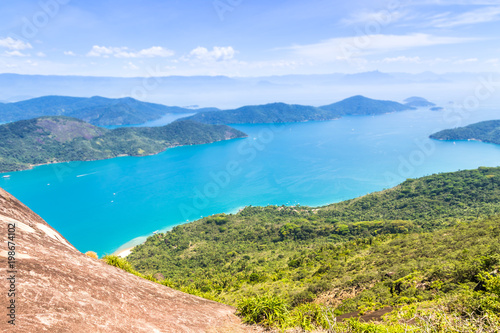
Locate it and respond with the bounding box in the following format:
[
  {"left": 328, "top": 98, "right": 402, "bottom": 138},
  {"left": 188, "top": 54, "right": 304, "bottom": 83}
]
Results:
[{"left": 0, "top": 0, "right": 499, "bottom": 77}]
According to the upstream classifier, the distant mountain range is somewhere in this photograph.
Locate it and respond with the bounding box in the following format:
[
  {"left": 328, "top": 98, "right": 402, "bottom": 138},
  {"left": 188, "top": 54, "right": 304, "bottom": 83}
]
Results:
[
  {"left": 0, "top": 72, "right": 482, "bottom": 110},
  {"left": 0, "top": 116, "right": 246, "bottom": 172},
  {"left": 0, "top": 96, "right": 202, "bottom": 126},
  {"left": 184, "top": 95, "right": 418, "bottom": 125},
  {"left": 430, "top": 120, "right": 500, "bottom": 145},
  {"left": 0, "top": 94, "right": 437, "bottom": 127}
]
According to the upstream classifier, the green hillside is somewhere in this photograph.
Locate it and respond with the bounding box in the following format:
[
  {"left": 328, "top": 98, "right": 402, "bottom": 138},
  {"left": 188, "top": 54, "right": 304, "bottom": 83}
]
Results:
[
  {"left": 0, "top": 116, "right": 246, "bottom": 172},
  {"left": 186, "top": 102, "right": 336, "bottom": 124},
  {"left": 125, "top": 167, "right": 500, "bottom": 331},
  {"left": 320, "top": 95, "right": 414, "bottom": 115},
  {"left": 0, "top": 95, "right": 195, "bottom": 126},
  {"left": 430, "top": 120, "right": 500, "bottom": 145},
  {"left": 184, "top": 96, "right": 413, "bottom": 125}
]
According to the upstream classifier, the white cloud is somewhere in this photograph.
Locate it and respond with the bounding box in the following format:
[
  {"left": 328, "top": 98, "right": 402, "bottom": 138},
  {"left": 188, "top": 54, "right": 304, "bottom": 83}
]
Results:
[
  {"left": 64, "top": 51, "right": 76, "bottom": 56},
  {"left": 87, "top": 45, "right": 174, "bottom": 58},
  {"left": 36, "top": 52, "right": 46, "bottom": 57},
  {"left": 429, "top": 6, "right": 500, "bottom": 27},
  {"left": 188, "top": 46, "right": 236, "bottom": 61},
  {"left": 453, "top": 57, "right": 478, "bottom": 64},
  {"left": 0, "top": 37, "right": 32, "bottom": 50},
  {"left": 287, "top": 34, "right": 476, "bottom": 61},
  {"left": 3, "top": 50, "right": 29, "bottom": 57},
  {"left": 341, "top": 10, "right": 409, "bottom": 26},
  {"left": 135, "top": 46, "right": 174, "bottom": 57},
  {"left": 411, "top": 0, "right": 500, "bottom": 5}
]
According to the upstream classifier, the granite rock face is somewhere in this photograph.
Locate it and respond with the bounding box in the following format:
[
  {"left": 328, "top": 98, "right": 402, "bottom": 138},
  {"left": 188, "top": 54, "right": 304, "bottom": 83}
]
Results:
[{"left": 0, "top": 187, "right": 249, "bottom": 332}]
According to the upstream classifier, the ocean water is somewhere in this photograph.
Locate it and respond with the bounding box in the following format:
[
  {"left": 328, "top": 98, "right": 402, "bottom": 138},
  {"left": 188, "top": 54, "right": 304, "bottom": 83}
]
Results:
[{"left": 1, "top": 107, "right": 499, "bottom": 256}]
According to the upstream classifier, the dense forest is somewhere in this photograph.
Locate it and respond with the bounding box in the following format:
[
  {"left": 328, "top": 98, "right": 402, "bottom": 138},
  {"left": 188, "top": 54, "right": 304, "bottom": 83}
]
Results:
[
  {"left": 120, "top": 166, "right": 500, "bottom": 331},
  {"left": 0, "top": 95, "right": 198, "bottom": 126},
  {"left": 184, "top": 95, "right": 415, "bottom": 125},
  {"left": 0, "top": 116, "right": 246, "bottom": 172},
  {"left": 430, "top": 120, "right": 500, "bottom": 145}
]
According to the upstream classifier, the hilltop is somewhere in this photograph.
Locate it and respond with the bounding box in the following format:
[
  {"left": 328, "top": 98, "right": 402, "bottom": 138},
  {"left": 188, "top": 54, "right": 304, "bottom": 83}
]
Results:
[
  {"left": 0, "top": 187, "right": 253, "bottom": 332},
  {"left": 0, "top": 116, "right": 246, "bottom": 172},
  {"left": 430, "top": 120, "right": 500, "bottom": 145},
  {"left": 184, "top": 95, "right": 414, "bottom": 125},
  {"left": 0, "top": 95, "right": 197, "bottom": 126}
]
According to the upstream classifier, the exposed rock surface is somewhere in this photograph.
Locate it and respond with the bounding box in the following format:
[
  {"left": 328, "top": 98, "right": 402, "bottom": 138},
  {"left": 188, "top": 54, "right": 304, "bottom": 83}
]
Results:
[{"left": 0, "top": 187, "right": 250, "bottom": 332}]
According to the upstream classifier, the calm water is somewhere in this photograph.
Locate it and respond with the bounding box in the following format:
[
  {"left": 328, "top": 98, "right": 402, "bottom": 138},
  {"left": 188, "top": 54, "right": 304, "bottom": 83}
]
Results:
[{"left": 1, "top": 108, "right": 499, "bottom": 256}]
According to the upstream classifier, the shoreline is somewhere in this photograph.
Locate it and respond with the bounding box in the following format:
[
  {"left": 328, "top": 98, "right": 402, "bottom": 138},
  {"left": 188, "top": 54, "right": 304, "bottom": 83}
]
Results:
[
  {"left": 0, "top": 136, "right": 247, "bottom": 175},
  {"left": 111, "top": 205, "right": 247, "bottom": 259}
]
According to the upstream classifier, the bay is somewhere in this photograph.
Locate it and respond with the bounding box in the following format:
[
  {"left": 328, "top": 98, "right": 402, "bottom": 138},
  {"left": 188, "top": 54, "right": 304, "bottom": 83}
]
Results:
[{"left": 1, "top": 107, "right": 499, "bottom": 256}]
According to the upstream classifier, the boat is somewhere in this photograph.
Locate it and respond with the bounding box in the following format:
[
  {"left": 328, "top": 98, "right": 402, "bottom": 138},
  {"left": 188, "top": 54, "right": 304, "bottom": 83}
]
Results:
[
  {"left": 153, "top": 230, "right": 159, "bottom": 234},
  {"left": 2, "top": 175, "right": 10, "bottom": 178}
]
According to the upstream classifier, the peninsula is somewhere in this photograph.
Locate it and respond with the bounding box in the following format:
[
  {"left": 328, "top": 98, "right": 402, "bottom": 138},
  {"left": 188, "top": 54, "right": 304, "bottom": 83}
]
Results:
[{"left": 0, "top": 116, "right": 247, "bottom": 172}]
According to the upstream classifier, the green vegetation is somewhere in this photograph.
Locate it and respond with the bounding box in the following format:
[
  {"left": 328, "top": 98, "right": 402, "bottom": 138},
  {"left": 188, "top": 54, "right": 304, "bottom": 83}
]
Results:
[
  {"left": 0, "top": 95, "right": 195, "bottom": 126},
  {"left": 186, "top": 102, "right": 336, "bottom": 124},
  {"left": 320, "top": 95, "right": 414, "bottom": 115},
  {"left": 185, "top": 95, "right": 413, "bottom": 125},
  {"left": 430, "top": 120, "right": 500, "bottom": 145},
  {"left": 0, "top": 116, "right": 246, "bottom": 172},
  {"left": 124, "top": 167, "right": 500, "bottom": 331}
]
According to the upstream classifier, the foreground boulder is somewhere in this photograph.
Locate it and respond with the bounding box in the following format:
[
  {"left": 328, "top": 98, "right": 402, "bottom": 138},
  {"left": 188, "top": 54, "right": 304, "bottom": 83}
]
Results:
[{"left": 0, "top": 187, "right": 248, "bottom": 332}]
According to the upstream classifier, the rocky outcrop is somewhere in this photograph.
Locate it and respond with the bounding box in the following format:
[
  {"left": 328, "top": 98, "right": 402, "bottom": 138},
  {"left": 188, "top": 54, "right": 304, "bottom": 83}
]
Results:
[{"left": 0, "top": 187, "right": 250, "bottom": 332}]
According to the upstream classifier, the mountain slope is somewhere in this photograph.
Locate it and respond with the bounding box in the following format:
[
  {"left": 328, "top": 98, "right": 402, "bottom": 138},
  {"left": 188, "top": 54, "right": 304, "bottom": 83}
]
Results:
[
  {"left": 0, "top": 116, "right": 247, "bottom": 172},
  {"left": 0, "top": 95, "right": 196, "bottom": 126},
  {"left": 403, "top": 96, "right": 436, "bottom": 108},
  {"left": 185, "top": 102, "right": 336, "bottom": 124},
  {"left": 0, "top": 187, "right": 250, "bottom": 332},
  {"left": 430, "top": 120, "right": 500, "bottom": 145},
  {"left": 320, "top": 95, "right": 414, "bottom": 115},
  {"left": 126, "top": 166, "right": 500, "bottom": 327},
  {"left": 184, "top": 96, "right": 413, "bottom": 125}
]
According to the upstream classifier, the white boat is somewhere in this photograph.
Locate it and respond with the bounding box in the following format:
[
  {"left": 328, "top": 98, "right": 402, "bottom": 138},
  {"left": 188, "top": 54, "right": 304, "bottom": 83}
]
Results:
[
  {"left": 153, "top": 230, "right": 159, "bottom": 234},
  {"left": 2, "top": 175, "right": 10, "bottom": 178}
]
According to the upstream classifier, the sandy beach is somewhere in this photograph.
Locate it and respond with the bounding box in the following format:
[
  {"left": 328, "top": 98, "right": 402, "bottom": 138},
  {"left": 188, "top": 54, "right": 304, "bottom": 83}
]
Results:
[{"left": 114, "top": 246, "right": 135, "bottom": 258}]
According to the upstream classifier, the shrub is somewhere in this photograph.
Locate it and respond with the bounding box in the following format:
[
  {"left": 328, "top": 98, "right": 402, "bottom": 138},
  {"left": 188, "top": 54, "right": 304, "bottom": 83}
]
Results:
[
  {"left": 237, "top": 295, "right": 288, "bottom": 328},
  {"left": 85, "top": 251, "right": 98, "bottom": 259}
]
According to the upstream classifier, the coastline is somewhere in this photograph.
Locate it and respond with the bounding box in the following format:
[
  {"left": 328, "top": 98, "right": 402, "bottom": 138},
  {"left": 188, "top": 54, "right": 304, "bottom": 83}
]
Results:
[
  {"left": 111, "top": 205, "right": 247, "bottom": 259},
  {"left": 0, "top": 135, "right": 247, "bottom": 174}
]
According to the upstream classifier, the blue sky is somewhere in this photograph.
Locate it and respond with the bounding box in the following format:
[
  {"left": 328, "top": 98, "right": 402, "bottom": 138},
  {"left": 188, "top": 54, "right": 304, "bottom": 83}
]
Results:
[{"left": 0, "top": 0, "right": 499, "bottom": 77}]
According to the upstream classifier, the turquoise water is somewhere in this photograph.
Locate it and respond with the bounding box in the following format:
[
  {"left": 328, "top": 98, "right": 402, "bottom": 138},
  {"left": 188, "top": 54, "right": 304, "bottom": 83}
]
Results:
[{"left": 1, "top": 108, "right": 499, "bottom": 256}]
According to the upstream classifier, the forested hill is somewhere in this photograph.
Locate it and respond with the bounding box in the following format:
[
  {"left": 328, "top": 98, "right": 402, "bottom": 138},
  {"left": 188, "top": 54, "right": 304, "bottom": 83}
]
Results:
[
  {"left": 184, "top": 95, "right": 414, "bottom": 125},
  {"left": 185, "top": 102, "right": 335, "bottom": 124},
  {"left": 126, "top": 166, "right": 500, "bottom": 331},
  {"left": 319, "top": 95, "right": 414, "bottom": 115},
  {"left": 0, "top": 95, "right": 197, "bottom": 126},
  {"left": 0, "top": 116, "right": 246, "bottom": 172},
  {"left": 430, "top": 120, "right": 500, "bottom": 145}
]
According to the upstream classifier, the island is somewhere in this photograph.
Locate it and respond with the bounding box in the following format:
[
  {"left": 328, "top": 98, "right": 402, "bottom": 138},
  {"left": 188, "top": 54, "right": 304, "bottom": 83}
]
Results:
[
  {"left": 403, "top": 96, "right": 436, "bottom": 108},
  {"left": 430, "top": 119, "right": 500, "bottom": 145},
  {"left": 183, "top": 95, "right": 415, "bottom": 125},
  {"left": 0, "top": 116, "right": 247, "bottom": 172}
]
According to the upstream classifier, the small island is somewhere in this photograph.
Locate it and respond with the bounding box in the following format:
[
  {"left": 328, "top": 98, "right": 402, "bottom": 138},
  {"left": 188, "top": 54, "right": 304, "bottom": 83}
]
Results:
[
  {"left": 403, "top": 96, "right": 436, "bottom": 108},
  {"left": 0, "top": 116, "right": 247, "bottom": 172},
  {"left": 430, "top": 119, "right": 500, "bottom": 145}
]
